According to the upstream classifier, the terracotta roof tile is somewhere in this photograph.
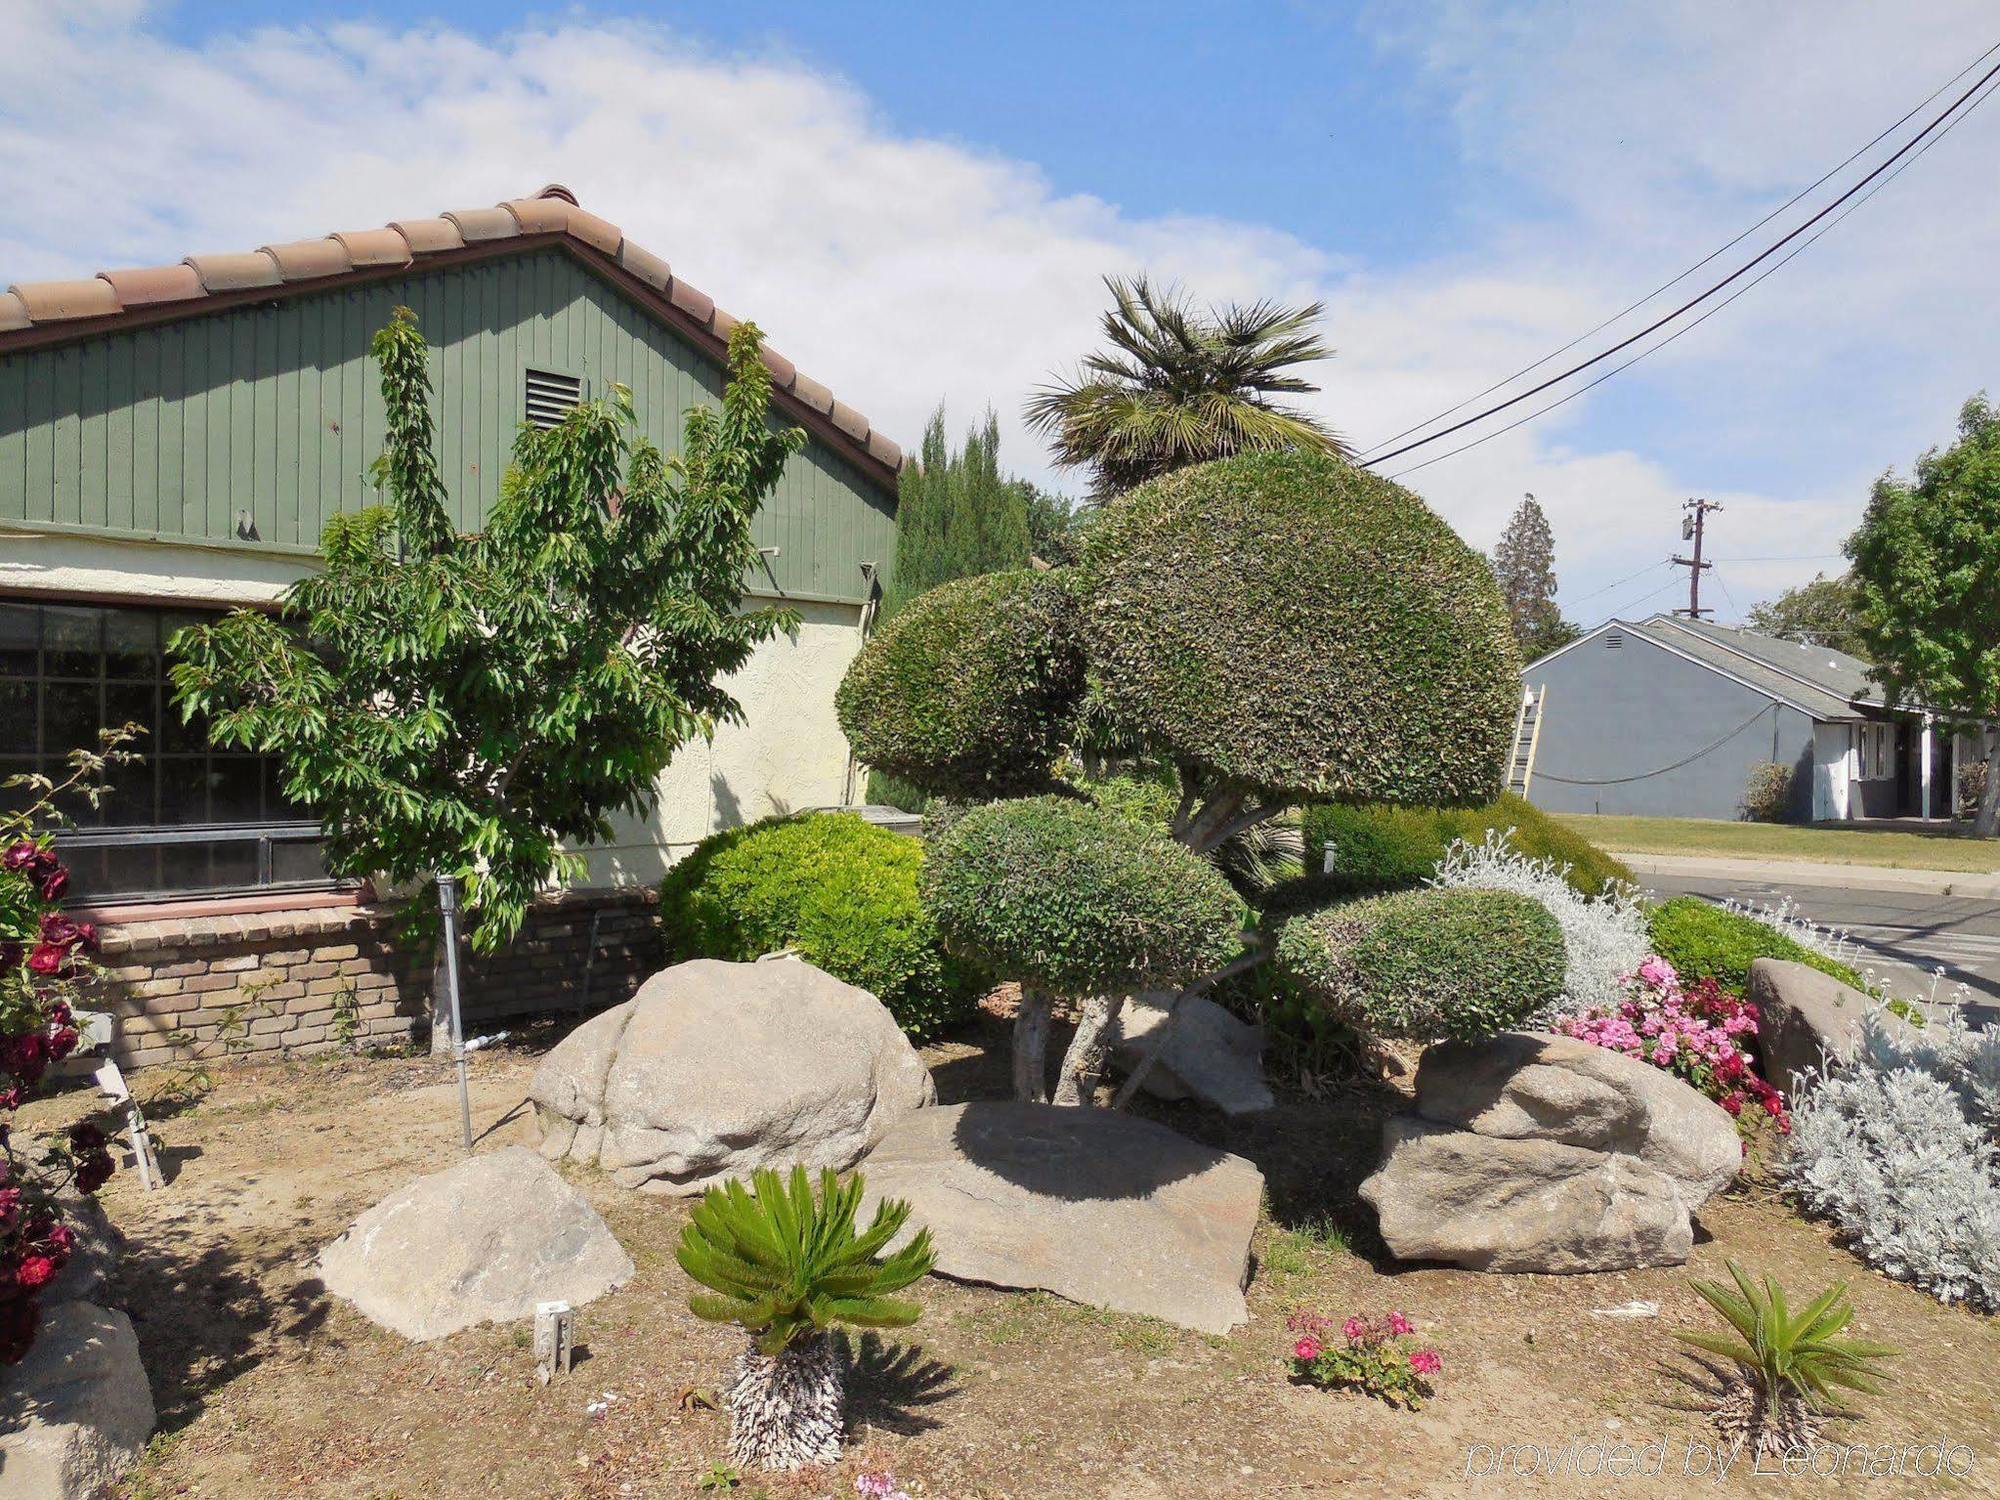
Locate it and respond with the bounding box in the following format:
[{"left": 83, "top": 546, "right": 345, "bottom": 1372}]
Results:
[
  {"left": 184, "top": 251, "right": 282, "bottom": 292},
  {"left": 615, "top": 239, "right": 671, "bottom": 291},
  {"left": 390, "top": 217, "right": 465, "bottom": 254},
  {"left": 261, "top": 238, "right": 352, "bottom": 282},
  {"left": 331, "top": 227, "right": 413, "bottom": 268},
  {"left": 441, "top": 206, "right": 519, "bottom": 244},
  {"left": 9, "top": 277, "right": 122, "bottom": 321},
  {"left": 99, "top": 263, "right": 205, "bottom": 308},
  {"left": 0, "top": 184, "right": 899, "bottom": 487}
]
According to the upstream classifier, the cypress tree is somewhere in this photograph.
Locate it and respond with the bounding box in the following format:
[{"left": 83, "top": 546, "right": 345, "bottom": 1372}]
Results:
[{"left": 882, "top": 407, "right": 1030, "bottom": 616}]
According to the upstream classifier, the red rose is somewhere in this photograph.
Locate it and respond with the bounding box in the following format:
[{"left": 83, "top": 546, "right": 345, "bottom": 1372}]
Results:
[
  {"left": 67, "top": 1121, "right": 104, "bottom": 1152},
  {"left": 0, "top": 841, "right": 41, "bottom": 873},
  {"left": 76, "top": 1154, "right": 112, "bottom": 1195},
  {"left": 47, "top": 1027, "right": 78, "bottom": 1062},
  {"left": 37, "top": 1224, "right": 73, "bottom": 1258},
  {"left": 36, "top": 866, "right": 67, "bottom": 903},
  {"left": 14, "top": 1256, "right": 55, "bottom": 1291},
  {"left": 0, "top": 1188, "right": 18, "bottom": 1230},
  {"left": 25, "top": 944, "right": 63, "bottom": 976}
]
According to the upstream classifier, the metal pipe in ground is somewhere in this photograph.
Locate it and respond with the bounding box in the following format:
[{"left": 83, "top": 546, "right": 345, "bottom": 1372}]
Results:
[{"left": 437, "top": 874, "right": 473, "bottom": 1153}]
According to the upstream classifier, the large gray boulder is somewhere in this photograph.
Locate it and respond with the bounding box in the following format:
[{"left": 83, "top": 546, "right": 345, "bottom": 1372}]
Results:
[
  {"left": 1412, "top": 1031, "right": 1741, "bottom": 1207},
  {"left": 857, "top": 1102, "right": 1262, "bottom": 1334},
  {"left": 1361, "top": 1116, "right": 1695, "bottom": 1273},
  {"left": 1360, "top": 1031, "right": 1742, "bottom": 1273},
  {"left": 1746, "top": 958, "right": 1911, "bottom": 1098},
  {"left": 532, "top": 957, "right": 935, "bottom": 1195},
  {"left": 1110, "top": 993, "right": 1275, "bottom": 1117},
  {"left": 318, "top": 1146, "right": 634, "bottom": 1342},
  {"left": 0, "top": 1301, "right": 154, "bottom": 1500}
]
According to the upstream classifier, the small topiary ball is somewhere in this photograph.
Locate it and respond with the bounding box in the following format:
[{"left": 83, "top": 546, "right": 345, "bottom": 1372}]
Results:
[
  {"left": 922, "top": 795, "right": 1248, "bottom": 997},
  {"left": 1077, "top": 449, "right": 1519, "bottom": 804},
  {"left": 1274, "top": 887, "right": 1565, "bottom": 1040},
  {"left": 836, "top": 570, "right": 1085, "bottom": 800}
]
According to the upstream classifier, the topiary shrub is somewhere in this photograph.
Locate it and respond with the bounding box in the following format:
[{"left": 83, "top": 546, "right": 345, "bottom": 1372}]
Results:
[
  {"left": 658, "top": 812, "right": 983, "bottom": 1039},
  {"left": 1076, "top": 449, "right": 1520, "bottom": 806},
  {"left": 1274, "top": 887, "right": 1566, "bottom": 1041},
  {"left": 1298, "top": 793, "right": 1632, "bottom": 899},
  {"left": 923, "top": 795, "right": 1247, "bottom": 999},
  {"left": 835, "top": 569, "right": 1084, "bottom": 799},
  {"left": 1647, "top": 896, "right": 1866, "bottom": 996}
]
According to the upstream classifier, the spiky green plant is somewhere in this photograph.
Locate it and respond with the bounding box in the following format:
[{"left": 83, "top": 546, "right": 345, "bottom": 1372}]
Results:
[
  {"left": 678, "top": 1167, "right": 934, "bottom": 1471},
  {"left": 1675, "top": 1261, "right": 1896, "bottom": 1455}
]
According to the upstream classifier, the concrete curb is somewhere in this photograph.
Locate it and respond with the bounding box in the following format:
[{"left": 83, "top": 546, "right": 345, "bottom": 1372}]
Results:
[{"left": 1613, "top": 851, "right": 2000, "bottom": 900}]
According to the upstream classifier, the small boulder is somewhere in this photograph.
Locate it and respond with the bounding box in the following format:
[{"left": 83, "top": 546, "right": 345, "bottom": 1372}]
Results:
[
  {"left": 318, "top": 1146, "right": 634, "bottom": 1342},
  {"left": 1110, "top": 993, "right": 1275, "bottom": 1117},
  {"left": 858, "top": 1102, "right": 1262, "bottom": 1334},
  {"left": 0, "top": 1301, "right": 154, "bottom": 1500},
  {"left": 1746, "top": 958, "right": 1911, "bottom": 1097},
  {"left": 532, "top": 958, "right": 935, "bottom": 1195},
  {"left": 1361, "top": 1116, "right": 1695, "bottom": 1273},
  {"left": 1412, "top": 1031, "right": 1741, "bottom": 1208}
]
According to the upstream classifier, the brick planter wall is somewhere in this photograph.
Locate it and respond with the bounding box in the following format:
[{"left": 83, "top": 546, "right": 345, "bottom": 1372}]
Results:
[{"left": 88, "top": 888, "right": 663, "bottom": 1070}]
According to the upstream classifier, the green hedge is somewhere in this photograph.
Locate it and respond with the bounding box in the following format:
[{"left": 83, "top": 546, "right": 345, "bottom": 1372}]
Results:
[
  {"left": 658, "top": 812, "right": 983, "bottom": 1039},
  {"left": 1646, "top": 896, "right": 1867, "bottom": 995},
  {"left": 922, "top": 795, "right": 1248, "bottom": 997},
  {"left": 1076, "top": 449, "right": 1519, "bottom": 804},
  {"left": 835, "top": 569, "right": 1084, "bottom": 800},
  {"left": 1274, "top": 887, "right": 1566, "bottom": 1041},
  {"left": 1300, "top": 793, "right": 1633, "bottom": 898}
]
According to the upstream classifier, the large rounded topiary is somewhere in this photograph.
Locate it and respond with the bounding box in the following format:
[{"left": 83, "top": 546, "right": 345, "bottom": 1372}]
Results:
[
  {"left": 923, "top": 795, "right": 1248, "bottom": 999},
  {"left": 1274, "top": 887, "right": 1565, "bottom": 1041},
  {"left": 1077, "top": 449, "right": 1519, "bottom": 804},
  {"left": 835, "top": 570, "right": 1084, "bottom": 800},
  {"left": 659, "top": 812, "right": 984, "bottom": 1039}
]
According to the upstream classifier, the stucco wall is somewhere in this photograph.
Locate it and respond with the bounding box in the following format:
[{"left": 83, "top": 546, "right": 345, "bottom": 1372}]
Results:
[
  {"left": 2, "top": 534, "right": 864, "bottom": 885},
  {"left": 1523, "top": 629, "right": 1816, "bottom": 820}
]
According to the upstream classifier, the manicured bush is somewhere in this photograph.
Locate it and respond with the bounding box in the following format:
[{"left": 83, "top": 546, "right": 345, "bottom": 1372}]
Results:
[
  {"left": 835, "top": 569, "right": 1084, "bottom": 800},
  {"left": 1299, "top": 793, "right": 1632, "bottom": 898},
  {"left": 1274, "top": 887, "right": 1566, "bottom": 1041},
  {"left": 1076, "top": 449, "right": 1520, "bottom": 805},
  {"left": 922, "top": 795, "right": 1248, "bottom": 997},
  {"left": 659, "top": 812, "right": 982, "bottom": 1039},
  {"left": 1739, "top": 761, "right": 1796, "bottom": 823},
  {"left": 1647, "top": 897, "right": 1866, "bottom": 996}
]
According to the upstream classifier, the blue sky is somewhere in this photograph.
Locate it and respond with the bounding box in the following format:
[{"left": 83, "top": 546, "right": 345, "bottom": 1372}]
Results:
[{"left": 10, "top": 1, "right": 2000, "bottom": 621}]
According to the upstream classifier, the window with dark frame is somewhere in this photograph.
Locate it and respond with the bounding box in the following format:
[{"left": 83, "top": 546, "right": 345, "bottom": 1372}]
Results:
[{"left": 0, "top": 599, "right": 333, "bottom": 903}]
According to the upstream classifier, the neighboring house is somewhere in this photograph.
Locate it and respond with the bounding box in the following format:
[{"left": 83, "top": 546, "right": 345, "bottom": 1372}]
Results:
[
  {"left": 0, "top": 185, "right": 903, "bottom": 1062},
  {"left": 1519, "top": 613, "right": 1964, "bottom": 823}
]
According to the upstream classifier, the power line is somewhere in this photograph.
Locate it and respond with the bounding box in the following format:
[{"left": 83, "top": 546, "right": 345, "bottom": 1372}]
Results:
[
  {"left": 1383, "top": 64, "right": 2000, "bottom": 481},
  {"left": 1565, "top": 558, "right": 1675, "bottom": 606},
  {"left": 1355, "top": 40, "right": 2000, "bottom": 463},
  {"left": 1359, "top": 47, "right": 2000, "bottom": 471}
]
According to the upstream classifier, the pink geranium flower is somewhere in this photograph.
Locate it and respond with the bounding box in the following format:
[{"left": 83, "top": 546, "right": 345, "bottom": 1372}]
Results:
[{"left": 1409, "top": 1349, "right": 1442, "bottom": 1376}]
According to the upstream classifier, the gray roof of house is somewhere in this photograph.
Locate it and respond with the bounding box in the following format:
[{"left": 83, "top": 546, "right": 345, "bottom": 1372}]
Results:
[{"left": 1623, "top": 614, "right": 1892, "bottom": 721}]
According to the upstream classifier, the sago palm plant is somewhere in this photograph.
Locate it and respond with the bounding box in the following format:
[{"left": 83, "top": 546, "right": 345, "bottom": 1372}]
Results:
[
  {"left": 1675, "top": 1260, "right": 1896, "bottom": 1455},
  {"left": 1025, "top": 274, "right": 1348, "bottom": 494},
  {"left": 677, "top": 1166, "right": 935, "bottom": 1472}
]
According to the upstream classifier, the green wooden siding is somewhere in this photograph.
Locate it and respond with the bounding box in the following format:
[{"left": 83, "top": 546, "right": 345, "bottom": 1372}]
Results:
[{"left": 0, "top": 248, "right": 896, "bottom": 603}]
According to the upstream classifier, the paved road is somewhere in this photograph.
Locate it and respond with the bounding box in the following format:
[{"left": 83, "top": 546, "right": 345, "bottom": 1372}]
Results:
[{"left": 1646, "top": 873, "right": 2000, "bottom": 1027}]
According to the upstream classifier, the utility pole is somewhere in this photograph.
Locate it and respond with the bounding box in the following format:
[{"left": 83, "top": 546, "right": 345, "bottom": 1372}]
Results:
[{"left": 1672, "top": 498, "right": 1722, "bottom": 619}]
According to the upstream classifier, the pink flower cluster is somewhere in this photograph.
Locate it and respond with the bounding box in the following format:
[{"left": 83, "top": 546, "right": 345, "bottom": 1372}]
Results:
[
  {"left": 1554, "top": 956, "right": 1789, "bottom": 1133},
  {"left": 1286, "top": 1308, "right": 1441, "bottom": 1408},
  {"left": 855, "top": 1473, "right": 912, "bottom": 1500}
]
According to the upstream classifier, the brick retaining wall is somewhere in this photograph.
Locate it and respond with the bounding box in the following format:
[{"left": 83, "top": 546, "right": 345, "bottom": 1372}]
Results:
[{"left": 87, "top": 888, "right": 664, "bottom": 1070}]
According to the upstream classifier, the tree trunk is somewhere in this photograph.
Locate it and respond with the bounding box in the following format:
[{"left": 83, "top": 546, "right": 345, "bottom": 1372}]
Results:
[
  {"left": 1977, "top": 735, "right": 2000, "bottom": 838},
  {"left": 1013, "top": 987, "right": 1053, "bottom": 1104},
  {"left": 428, "top": 926, "right": 454, "bottom": 1058},
  {"left": 727, "top": 1332, "right": 844, "bottom": 1471},
  {"left": 1053, "top": 993, "right": 1126, "bottom": 1107}
]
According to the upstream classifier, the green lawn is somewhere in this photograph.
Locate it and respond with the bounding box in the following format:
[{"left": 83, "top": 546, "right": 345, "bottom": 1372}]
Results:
[{"left": 1556, "top": 814, "right": 2000, "bottom": 873}]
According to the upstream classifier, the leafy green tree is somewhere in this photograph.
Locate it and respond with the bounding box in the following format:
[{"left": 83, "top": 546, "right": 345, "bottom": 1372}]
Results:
[
  {"left": 170, "top": 308, "right": 800, "bottom": 1049},
  {"left": 1491, "top": 493, "right": 1580, "bottom": 661},
  {"left": 1020, "top": 479, "right": 1086, "bottom": 566},
  {"left": 1024, "top": 275, "right": 1348, "bottom": 495},
  {"left": 1846, "top": 395, "right": 2000, "bottom": 836},
  {"left": 883, "top": 407, "right": 1030, "bottom": 616},
  {"left": 1745, "top": 572, "right": 1870, "bottom": 657}
]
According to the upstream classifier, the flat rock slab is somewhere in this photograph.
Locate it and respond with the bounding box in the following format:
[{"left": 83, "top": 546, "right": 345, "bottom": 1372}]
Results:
[
  {"left": 0, "top": 1300, "right": 154, "bottom": 1500},
  {"left": 532, "top": 957, "right": 935, "bottom": 1195},
  {"left": 1111, "top": 994, "right": 1275, "bottom": 1117},
  {"left": 857, "top": 1102, "right": 1262, "bottom": 1334},
  {"left": 319, "top": 1146, "right": 634, "bottom": 1342},
  {"left": 1362, "top": 1116, "right": 1693, "bottom": 1273}
]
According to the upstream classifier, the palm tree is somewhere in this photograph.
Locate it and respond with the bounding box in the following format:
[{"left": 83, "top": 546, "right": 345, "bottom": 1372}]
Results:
[{"left": 1025, "top": 275, "right": 1349, "bottom": 494}]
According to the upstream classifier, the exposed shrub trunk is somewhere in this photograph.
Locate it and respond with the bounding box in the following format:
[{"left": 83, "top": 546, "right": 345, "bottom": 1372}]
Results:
[
  {"left": 1053, "top": 993, "right": 1126, "bottom": 1106},
  {"left": 727, "top": 1332, "right": 844, "bottom": 1472},
  {"left": 1013, "top": 987, "right": 1053, "bottom": 1103}
]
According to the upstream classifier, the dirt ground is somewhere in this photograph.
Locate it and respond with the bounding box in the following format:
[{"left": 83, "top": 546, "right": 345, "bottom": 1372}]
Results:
[{"left": 16, "top": 1007, "right": 1998, "bottom": 1500}]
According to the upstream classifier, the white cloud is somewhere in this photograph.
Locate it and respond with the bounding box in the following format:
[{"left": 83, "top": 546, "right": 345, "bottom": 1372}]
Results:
[{"left": 3, "top": 1, "right": 1993, "bottom": 623}]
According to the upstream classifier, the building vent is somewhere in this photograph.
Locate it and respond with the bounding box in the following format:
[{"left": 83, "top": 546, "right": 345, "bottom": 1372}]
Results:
[
  {"left": 524, "top": 367, "right": 583, "bottom": 429},
  {"left": 1605, "top": 628, "right": 1625, "bottom": 650}
]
